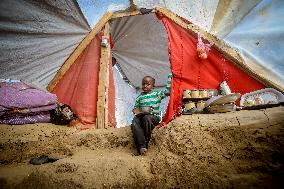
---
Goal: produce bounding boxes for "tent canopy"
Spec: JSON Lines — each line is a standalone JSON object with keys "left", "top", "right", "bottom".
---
{"left": 1, "top": 0, "right": 283, "bottom": 90}
{"left": 0, "top": 0, "right": 90, "bottom": 88}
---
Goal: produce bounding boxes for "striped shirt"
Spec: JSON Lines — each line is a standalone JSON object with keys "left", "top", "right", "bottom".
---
{"left": 134, "top": 73, "right": 172, "bottom": 115}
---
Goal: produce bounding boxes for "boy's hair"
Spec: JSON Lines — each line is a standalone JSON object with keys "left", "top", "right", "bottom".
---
{"left": 143, "top": 76, "right": 155, "bottom": 85}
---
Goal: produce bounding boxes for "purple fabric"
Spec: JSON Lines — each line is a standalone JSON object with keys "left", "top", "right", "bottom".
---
{"left": 0, "top": 111, "right": 50, "bottom": 125}
{"left": 0, "top": 81, "right": 57, "bottom": 125}
{"left": 23, "top": 104, "right": 57, "bottom": 113}
{"left": 0, "top": 104, "right": 57, "bottom": 116}
{"left": 0, "top": 106, "right": 6, "bottom": 112}
{"left": 0, "top": 82, "right": 57, "bottom": 109}
{"left": 0, "top": 106, "right": 7, "bottom": 116}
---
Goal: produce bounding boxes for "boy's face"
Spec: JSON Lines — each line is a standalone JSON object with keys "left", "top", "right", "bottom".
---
{"left": 142, "top": 77, "right": 154, "bottom": 93}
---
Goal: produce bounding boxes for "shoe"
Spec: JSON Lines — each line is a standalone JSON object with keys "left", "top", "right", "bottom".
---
{"left": 139, "top": 148, "right": 147, "bottom": 155}
{"left": 29, "top": 155, "right": 59, "bottom": 165}
{"left": 30, "top": 155, "right": 49, "bottom": 165}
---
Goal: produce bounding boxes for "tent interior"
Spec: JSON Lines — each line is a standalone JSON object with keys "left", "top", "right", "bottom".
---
{"left": 110, "top": 13, "right": 171, "bottom": 127}
{"left": 99, "top": 11, "right": 267, "bottom": 128}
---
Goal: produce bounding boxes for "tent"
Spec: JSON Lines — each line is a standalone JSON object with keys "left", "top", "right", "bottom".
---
{"left": 1, "top": 0, "right": 283, "bottom": 128}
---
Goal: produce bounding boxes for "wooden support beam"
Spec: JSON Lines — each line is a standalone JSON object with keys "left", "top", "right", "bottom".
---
{"left": 47, "top": 12, "right": 113, "bottom": 92}
{"left": 155, "top": 7, "right": 284, "bottom": 92}
{"left": 96, "top": 22, "right": 111, "bottom": 129}
{"left": 111, "top": 9, "right": 142, "bottom": 19}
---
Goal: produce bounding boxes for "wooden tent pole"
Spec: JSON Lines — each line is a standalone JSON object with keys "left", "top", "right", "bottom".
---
{"left": 111, "top": 9, "right": 141, "bottom": 19}
{"left": 47, "top": 12, "right": 113, "bottom": 92}
{"left": 96, "top": 22, "right": 110, "bottom": 129}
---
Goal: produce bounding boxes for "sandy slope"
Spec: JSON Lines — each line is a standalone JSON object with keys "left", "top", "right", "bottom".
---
{"left": 0, "top": 107, "right": 284, "bottom": 189}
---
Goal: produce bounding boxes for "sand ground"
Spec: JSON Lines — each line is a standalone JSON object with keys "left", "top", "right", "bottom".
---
{"left": 0, "top": 107, "right": 284, "bottom": 189}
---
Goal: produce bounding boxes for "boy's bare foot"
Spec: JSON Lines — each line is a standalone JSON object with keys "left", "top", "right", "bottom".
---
{"left": 139, "top": 148, "right": 147, "bottom": 156}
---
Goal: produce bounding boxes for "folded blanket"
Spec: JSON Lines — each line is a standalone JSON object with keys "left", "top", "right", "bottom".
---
{"left": 0, "top": 81, "right": 57, "bottom": 125}
{"left": 0, "top": 104, "right": 57, "bottom": 117}
{"left": 0, "top": 82, "right": 57, "bottom": 109}
{"left": 0, "top": 111, "right": 50, "bottom": 125}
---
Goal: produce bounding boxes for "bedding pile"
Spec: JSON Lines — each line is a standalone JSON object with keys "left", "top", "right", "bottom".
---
{"left": 0, "top": 80, "right": 57, "bottom": 125}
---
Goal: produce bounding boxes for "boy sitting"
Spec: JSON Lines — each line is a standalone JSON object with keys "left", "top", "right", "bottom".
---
{"left": 131, "top": 73, "right": 172, "bottom": 155}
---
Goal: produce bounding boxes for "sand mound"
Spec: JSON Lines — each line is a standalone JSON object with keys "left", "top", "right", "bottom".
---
{"left": 0, "top": 107, "right": 284, "bottom": 188}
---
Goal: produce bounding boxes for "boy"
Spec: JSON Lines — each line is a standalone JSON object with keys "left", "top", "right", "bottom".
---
{"left": 131, "top": 73, "right": 172, "bottom": 155}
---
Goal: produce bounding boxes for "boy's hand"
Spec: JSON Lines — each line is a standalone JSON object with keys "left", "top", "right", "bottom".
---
{"left": 133, "top": 107, "right": 142, "bottom": 115}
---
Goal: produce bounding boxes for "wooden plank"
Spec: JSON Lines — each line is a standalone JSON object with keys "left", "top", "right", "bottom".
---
{"left": 104, "top": 23, "right": 110, "bottom": 129}
{"left": 47, "top": 12, "right": 113, "bottom": 92}
{"left": 155, "top": 7, "right": 284, "bottom": 92}
{"left": 111, "top": 10, "right": 141, "bottom": 19}
{"left": 104, "top": 55, "right": 110, "bottom": 129}
{"left": 96, "top": 22, "right": 110, "bottom": 129}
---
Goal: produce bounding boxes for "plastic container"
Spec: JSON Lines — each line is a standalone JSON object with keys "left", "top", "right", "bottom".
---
{"left": 199, "top": 90, "right": 208, "bottom": 98}
{"left": 184, "top": 101, "right": 195, "bottom": 110}
{"left": 183, "top": 90, "right": 191, "bottom": 98}
{"left": 191, "top": 90, "right": 199, "bottom": 98}
{"left": 220, "top": 81, "right": 231, "bottom": 95}
{"left": 196, "top": 101, "right": 205, "bottom": 110}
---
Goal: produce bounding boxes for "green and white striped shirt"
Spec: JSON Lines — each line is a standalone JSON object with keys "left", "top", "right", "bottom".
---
{"left": 134, "top": 73, "right": 172, "bottom": 115}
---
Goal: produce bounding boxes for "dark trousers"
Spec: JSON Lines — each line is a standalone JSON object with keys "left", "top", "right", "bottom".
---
{"left": 131, "top": 114, "right": 160, "bottom": 153}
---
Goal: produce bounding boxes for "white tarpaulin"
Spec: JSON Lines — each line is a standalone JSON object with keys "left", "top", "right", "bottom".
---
{"left": 113, "top": 66, "right": 136, "bottom": 127}
{"left": 225, "top": 0, "right": 284, "bottom": 88}
{"left": 0, "top": 0, "right": 90, "bottom": 88}
{"left": 210, "top": 0, "right": 261, "bottom": 37}
{"left": 136, "top": 0, "right": 219, "bottom": 32}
